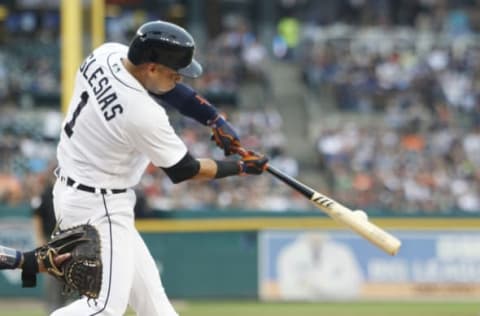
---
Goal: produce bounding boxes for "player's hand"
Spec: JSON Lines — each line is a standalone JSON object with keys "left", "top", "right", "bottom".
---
{"left": 239, "top": 151, "right": 269, "bottom": 175}
{"left": 37, "top": 253, "right": 71, "bottom": 273}
{"left": 209, "top": 115, "right": 241, "bottom": 156}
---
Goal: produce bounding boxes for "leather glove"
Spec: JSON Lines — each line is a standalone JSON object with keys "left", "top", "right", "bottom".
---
{"left": 239, "top": 151, "right": 269, "bottom": 175}
{"left": 37, "top": 224, "right": 102, "bottom": 300}
{"left": 209, "top": 115, "right": 241, "bottom": 156}
{"left": 0, "top": 224, "right": 101, "bottom": 300}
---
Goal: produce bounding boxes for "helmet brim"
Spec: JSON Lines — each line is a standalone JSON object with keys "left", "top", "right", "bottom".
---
{"left": 177, "top": 58, "right": 203, "bottom": 78}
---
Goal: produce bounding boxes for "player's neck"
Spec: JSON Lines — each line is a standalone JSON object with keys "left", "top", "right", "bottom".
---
{"left": 122, "top": 58, "right": 147, "bottom": 88}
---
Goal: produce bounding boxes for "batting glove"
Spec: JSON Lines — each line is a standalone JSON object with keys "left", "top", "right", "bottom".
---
{"left": 239, "top": 151, "right": 269, "bottom": 175}
{"left": 209, "top": 115, "right": 241, "bottom": 156}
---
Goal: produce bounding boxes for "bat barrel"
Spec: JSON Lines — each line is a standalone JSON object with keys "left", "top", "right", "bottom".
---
{"left": 268, "top": 165, "right": 402, "bottom": 255}
{"left": 310, "top": 191, "right": 402, "bottom": 255}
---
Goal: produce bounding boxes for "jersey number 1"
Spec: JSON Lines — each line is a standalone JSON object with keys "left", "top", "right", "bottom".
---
{"left": 64, "top": 91, "right": 89, "bottom": 138}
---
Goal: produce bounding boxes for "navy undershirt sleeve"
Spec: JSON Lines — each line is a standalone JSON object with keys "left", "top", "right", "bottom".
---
{"left": 151, "top": 83, "right": 218, "bottom": 126}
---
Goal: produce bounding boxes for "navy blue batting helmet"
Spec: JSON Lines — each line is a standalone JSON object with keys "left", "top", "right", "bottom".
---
{"left": 128, "top": 21, "right": 203, "bottom": 78}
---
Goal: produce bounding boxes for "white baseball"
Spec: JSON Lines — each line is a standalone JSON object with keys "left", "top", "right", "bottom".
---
{"left": 353, "top": 210, "right": 368, "bottom": 221}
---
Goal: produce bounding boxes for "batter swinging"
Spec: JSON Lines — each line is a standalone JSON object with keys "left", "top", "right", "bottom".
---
{"left": 52, "top": 20, "right": 268, "bottom": 315}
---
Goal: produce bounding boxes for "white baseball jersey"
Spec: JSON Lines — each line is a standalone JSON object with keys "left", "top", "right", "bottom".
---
{"left": 52, "top": 43, "right": 182, "bottom": 316}
{"left": 57, "top": 43, "right": 187, "bottom": 189}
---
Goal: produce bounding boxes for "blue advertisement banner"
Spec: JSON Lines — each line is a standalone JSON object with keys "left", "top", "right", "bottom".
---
{"left": 259, "top": 230, "right": 480, "bottom": 300}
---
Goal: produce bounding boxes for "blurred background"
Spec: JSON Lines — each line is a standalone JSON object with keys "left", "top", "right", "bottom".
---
{"left": 0, "top": 0, "right": 479, "bottom": 315}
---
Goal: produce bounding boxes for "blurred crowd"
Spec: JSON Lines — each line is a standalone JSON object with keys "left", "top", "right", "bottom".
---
{"left": 2, "top": 1, "right": 480, "bottom": 214}
{"left": 300, "top": 1, "right": 480, "bottom": 214}
{"left": 315, "top": 112, "right": 480, "bottom": 214}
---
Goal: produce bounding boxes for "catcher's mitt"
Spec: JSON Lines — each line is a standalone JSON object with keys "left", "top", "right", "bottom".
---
{"left": 36, "top": 224, "right": 102, "bottom": 300}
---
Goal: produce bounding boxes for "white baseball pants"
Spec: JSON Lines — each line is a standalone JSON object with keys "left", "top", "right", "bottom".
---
{"left": 50, "top": 178, "right": 178, "bottom": 316}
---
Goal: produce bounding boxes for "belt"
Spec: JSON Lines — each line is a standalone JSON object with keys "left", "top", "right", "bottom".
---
{"left": 55, "top": 168, "right": 127, "bottom": 195}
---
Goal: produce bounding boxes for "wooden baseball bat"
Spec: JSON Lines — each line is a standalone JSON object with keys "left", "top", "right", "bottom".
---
{"left": 238, "top": 148, "right": 401, "bottom": 255}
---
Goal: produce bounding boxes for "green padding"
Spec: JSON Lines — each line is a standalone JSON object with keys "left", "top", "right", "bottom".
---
{"left": 0, "top": 271, "right": 43, "bottom": 298}
{"left": 0, "top": 204, "right": 32, "bottom": 218}
{"left": 142, "top": 231, "right": 258, "bottom": 299}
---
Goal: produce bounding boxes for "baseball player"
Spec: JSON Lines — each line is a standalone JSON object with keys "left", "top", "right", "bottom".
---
{"left": 49, "top": 20, "right": 268, "bottom": 315}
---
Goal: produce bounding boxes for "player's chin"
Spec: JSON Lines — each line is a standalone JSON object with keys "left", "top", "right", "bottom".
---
{"left": 152, "top": 84, "right": 176, "bottom": 95}
{"left": 156, "top": 82, "right": 177, "bottom": 94}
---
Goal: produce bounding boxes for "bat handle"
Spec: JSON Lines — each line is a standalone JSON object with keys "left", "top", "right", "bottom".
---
{"left": 234, "top": 146, "right": 272, "bottom": 169}
{"left": 234, "top": 146, "right": 249, "bottom": 158}
{"left": 235, "top": 146, "right": 314, "bottom": 198}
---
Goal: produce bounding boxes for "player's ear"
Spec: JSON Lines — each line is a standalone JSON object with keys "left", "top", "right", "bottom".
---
{"left": 147, "top": 63, "right": 158, "bottom": 74}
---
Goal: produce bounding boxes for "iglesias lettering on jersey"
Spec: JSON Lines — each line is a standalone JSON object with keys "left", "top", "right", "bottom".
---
{"left": 79, "top": 53, "right": 123, "bottom": 121}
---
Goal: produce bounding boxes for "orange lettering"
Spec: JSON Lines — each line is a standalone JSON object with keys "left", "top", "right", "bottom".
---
{"left": 195, "top": 94, "right": 209, "bottom": 105}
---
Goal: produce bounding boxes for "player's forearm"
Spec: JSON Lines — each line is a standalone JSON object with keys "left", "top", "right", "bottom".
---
{"left": 194, "top": 157, "right": 268, "bottom": 180}
{"left": 0, "top": 246, "right": 39, "bottom": 287}
{"left": 192, "top": 159, "right": 241, "bottom": 180}
{"left": 162, "top": 154, "right": 240, "bottom": 183}
{"left": 152, "top": 83, "right": 218, "bottom": 125}
{"left": 0, "top": 246, "right": 24, "bottom": 270}
{"left": 191, "top": 158, "right": 218, "bottom": 180}
{"left": 170, "top": 158, "right": 245, "bottom": 181}
{"left": 0, "top": 244, "right": 72, "bottom": 289}
{"left": 0, "top": 245, "right": 71, "bottom": 272}
{"left": 162, "top": 152, "right": 268, "bottom": 183}
{"left": 0, "top": 246, "right": 52, "bottom": 273}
